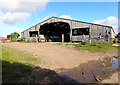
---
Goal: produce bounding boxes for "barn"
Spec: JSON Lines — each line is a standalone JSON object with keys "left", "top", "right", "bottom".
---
{"left": 21, "top": 17, "right": 115, "bottom": 42}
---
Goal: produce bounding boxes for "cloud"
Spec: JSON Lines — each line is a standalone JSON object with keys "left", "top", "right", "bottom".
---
{"left": 93, "top": 16, "right": 118, "bottom": 34}
{"left": 0, "top": 0, "right": 50, "bottom": 24}
{"left": 59, "top": 15, "right": 72, "bottom": 19}
{"left": 0, "top": 0, "right": 50, "bottom": 12}
{"left": 40, "top": 13, "right": 58, "bottom": 21}
{"left": 1, "top": 12, "right": 30, "bottom": 24}
{"left": 93, "top": 16, "right": 118, "bottom": 26}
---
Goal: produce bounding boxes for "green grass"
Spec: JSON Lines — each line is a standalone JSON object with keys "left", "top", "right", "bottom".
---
{"left": 7, "top": 39, "right": 36, "bottom": 43}
{"left": 2, "top": 46, "right": 41, "bottom": 65}
{"left": 10, "top": 40, "right": 16, "bottom": 42}
{"left": 18, "top": 41, "right": 36, "bottom": 43}
{"left": 1, "top": 46, "right": 42, "bottom": 83}
{"left": 55, "top": 41, "right": 114, "bottom": 52}
{"left": 65, "top": 42, "right": 71, "bottom": 45}
{"left": 55, "top": 43, "right": 63, "bottom": 45}
{"left": 72, "top": 42, "right": 113, "bottom": 52}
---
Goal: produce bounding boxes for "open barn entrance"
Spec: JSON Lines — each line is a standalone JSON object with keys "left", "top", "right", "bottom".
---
{"left": 39, "top": 22, "right": 70, "bottom": 42}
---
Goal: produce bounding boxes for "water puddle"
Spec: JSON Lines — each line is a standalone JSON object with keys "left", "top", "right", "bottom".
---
{"left": 58, "top": 57, "right": 119, "bottom": 83}
{"left": 101, "top": 58, "right": 120, "bottom": 70}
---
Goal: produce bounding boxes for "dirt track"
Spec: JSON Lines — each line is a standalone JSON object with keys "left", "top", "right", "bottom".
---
{"left": 3, "top": 42, "right": 117, "bottom": 69}
{"left": 3, "top": 42, "right": 119, "bottom": 83}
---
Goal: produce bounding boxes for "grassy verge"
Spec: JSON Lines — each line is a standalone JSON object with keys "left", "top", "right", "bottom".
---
{"left": 1, "top": 46, "right": 42, "bottom": 83}
{"left": 73, "top": 42, "right": 113, "bottom": 52}
{"left": 2, "top": 46, "right": 41, "bottom": 65}
{"left": 56, "top": 41, "right": 114, "bottom": 52}
{"left": 6, "top": 40, "right": 36, "bottom": 43}
{"left": 18, "top": 41, "right": 36, "bottom": 43}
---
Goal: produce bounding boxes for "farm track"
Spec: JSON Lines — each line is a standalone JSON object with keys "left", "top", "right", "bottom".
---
{"left": 3, "top": 42, "right": 119, "bottom": 83}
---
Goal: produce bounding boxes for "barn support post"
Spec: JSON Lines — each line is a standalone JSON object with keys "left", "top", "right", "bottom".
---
{"left": 70, "top": 21, "right": 72, "bottom": 42}
{"left": 36, "top": 35, "right": 38, "bottom": 42}
{"left": 25, "top": 37, "right": 28, "bottom": 41}
{"left": 89, "top": 35, "right": 91, "bottom": 43}
{"left": 82, "top": 34, "right": 85, "bottom": 42}
{"left": 27, "top": 31, "right": 29, "bottom": 41}
{"left": 38, "top": 26, "right": 40, "bottom": 42}
{"left": 108, "top": 33, "right": 111, "bottom": 42}
{"left": 62, "top": 34, "right": 64, "bottom": 43}
{"left": 70, "top": 28, "right": 72, "bottom": 42}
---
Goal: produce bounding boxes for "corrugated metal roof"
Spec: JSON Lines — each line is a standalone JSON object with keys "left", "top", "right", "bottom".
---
{"left": 21, "top": 17, "right": 114, "bottom": 33}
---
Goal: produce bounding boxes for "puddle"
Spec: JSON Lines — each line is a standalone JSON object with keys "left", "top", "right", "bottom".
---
{"left": 101, "top": 58, "right": 120, "bottom": 70}
{"left": 57, "top": 57, "right": 119, "bottom": 83}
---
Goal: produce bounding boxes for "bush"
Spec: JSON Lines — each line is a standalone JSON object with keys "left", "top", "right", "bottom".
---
{"left": 113, "top": 38, "right": 118, "bottom": 44}
{"left": 90, "top": 41, "right": 98, "bottom": 46}
{"left": 82, "top": 41, "right": 88, "bottom": 45}
{"left": 17, "top": 39, "right": 24, "bottom": 42}
{"left": 75, "top": 43, "right": 82, "bottom": 47}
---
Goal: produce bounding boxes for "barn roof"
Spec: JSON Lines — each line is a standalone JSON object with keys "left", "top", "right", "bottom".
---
{"left": 22, "top": 17, "right": 115, "bottom": 33}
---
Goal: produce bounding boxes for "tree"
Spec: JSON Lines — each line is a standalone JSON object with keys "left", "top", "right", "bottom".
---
{"left": 10, "top": 33, "right": 16, "bottom": 40}
{"left": 12, "top": 32, "right": 20, "bottom": 42}
{"left": 7, "top": 35, "right": 11, "bottom": 39}
{"left": 7, "top": 32, "right": 20, "bottom": 41}
{"left": 13, "top": 32, "right": 20, "bottom": 38}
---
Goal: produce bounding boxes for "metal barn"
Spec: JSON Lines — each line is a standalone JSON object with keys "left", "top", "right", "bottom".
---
{"left": 21, "top": 17, "right": 115, "bottom": 42}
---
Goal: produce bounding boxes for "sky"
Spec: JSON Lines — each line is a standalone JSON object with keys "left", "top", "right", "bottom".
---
{"left": 0, "top": 0, "right": 118, "bottom": 38}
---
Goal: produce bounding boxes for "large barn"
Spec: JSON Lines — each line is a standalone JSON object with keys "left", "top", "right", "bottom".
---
{"left": 21, "top": 17, "right": 115, "bottom": 42}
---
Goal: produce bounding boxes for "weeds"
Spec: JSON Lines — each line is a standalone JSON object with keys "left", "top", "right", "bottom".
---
{"left": 56, "top": 43, "right": 63, "bottom": 45}
{"left": 65, "top": 42, "right": 71, "bottom": 45}
{"left": 113, "top": 38, "right": 119, "bottom": 44}
{"left": 72, "top": 41, "right": 113, "bottom": 52}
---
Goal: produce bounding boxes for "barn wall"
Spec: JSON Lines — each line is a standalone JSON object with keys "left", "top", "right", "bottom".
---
{"left": 111, "top": 29, "right": 115, "bottom": 39}
{"left": 21, "top": 17, "right": 114, "bottom": 42}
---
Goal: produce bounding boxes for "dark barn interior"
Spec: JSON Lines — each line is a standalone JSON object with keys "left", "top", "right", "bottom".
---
{"left": 40, "top": 22, "right": 70, "bottom": 42}
{"left": 29, "top": 31, "right": 38, "bottom": 37}
{"left": 72, "top": 28, "right": 89, "bottom": 36}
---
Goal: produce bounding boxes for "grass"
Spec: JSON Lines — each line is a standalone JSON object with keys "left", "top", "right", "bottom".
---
{"left": 1, "top": 46, "right": 42, "bottom": 83}
{"left": 6, "top": 39, "right": 36, "bottom": 43}
{"left": 73, "top": 42, "right": 113, "bottom": 52}
{"left": 65, "top": 42, "right": 71, "bottom": 45}
{"left": 55, "top": 41, "right": 114, "bottom": 52}
{"left": 55, "top": 43, "right": 63, "bottom": 45}
{"left": 55, "top": 41, "right": 113, "bottom": 52}
{"left": 2, "top": 46, "right": 41, "bottom": 65}
{"left": 18, "top": 41, "right": 36, "bottom": 43}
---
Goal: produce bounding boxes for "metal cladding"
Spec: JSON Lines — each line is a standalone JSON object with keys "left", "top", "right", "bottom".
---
{"left": 21, "top": 17, "right": 115, "bottom": 42}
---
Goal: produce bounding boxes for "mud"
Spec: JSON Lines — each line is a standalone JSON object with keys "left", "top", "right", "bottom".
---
{"left": 55, "top": 57, "right": 120, "bottom": 83}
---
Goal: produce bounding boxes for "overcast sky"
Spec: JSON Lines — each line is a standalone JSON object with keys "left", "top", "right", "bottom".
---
{"left": 0, "top": 0, "right": 118, "bottom": 37}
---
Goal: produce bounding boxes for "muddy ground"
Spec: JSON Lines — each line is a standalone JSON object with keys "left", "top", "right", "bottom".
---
{"left": 3, "top": 42, "right": 119, "bottom": 83}
{"left": 56, "top": 57, "right": 119, "bottom": 83}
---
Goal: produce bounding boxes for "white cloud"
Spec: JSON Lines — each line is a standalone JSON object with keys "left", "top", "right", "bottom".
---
{"left": 59, "top": 15, "right": 72, "bottom": 19}
{"left": 0, "top": 0, "right": 50, "bottom": 12}
{"left": 93, "top": 16, "right": 118, "bottom": 26}
{"left": 0, "top": 0, "right": 50, "bottom": 24}
{"left": 93, "top": 16, "right": 118, "bottom": 34}
{"left": 40, "top": 13, "right": 58, "bottom": 21}
{"left": 1, "top": 12, "right": 30, "bottom": 24}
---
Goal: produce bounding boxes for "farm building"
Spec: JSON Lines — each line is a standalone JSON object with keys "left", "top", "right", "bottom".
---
{"left": 21, "top": 17, "right": 115, "bottom": 42}
{"left": 0, "top": 36, "right": 4, "bottom": 40}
